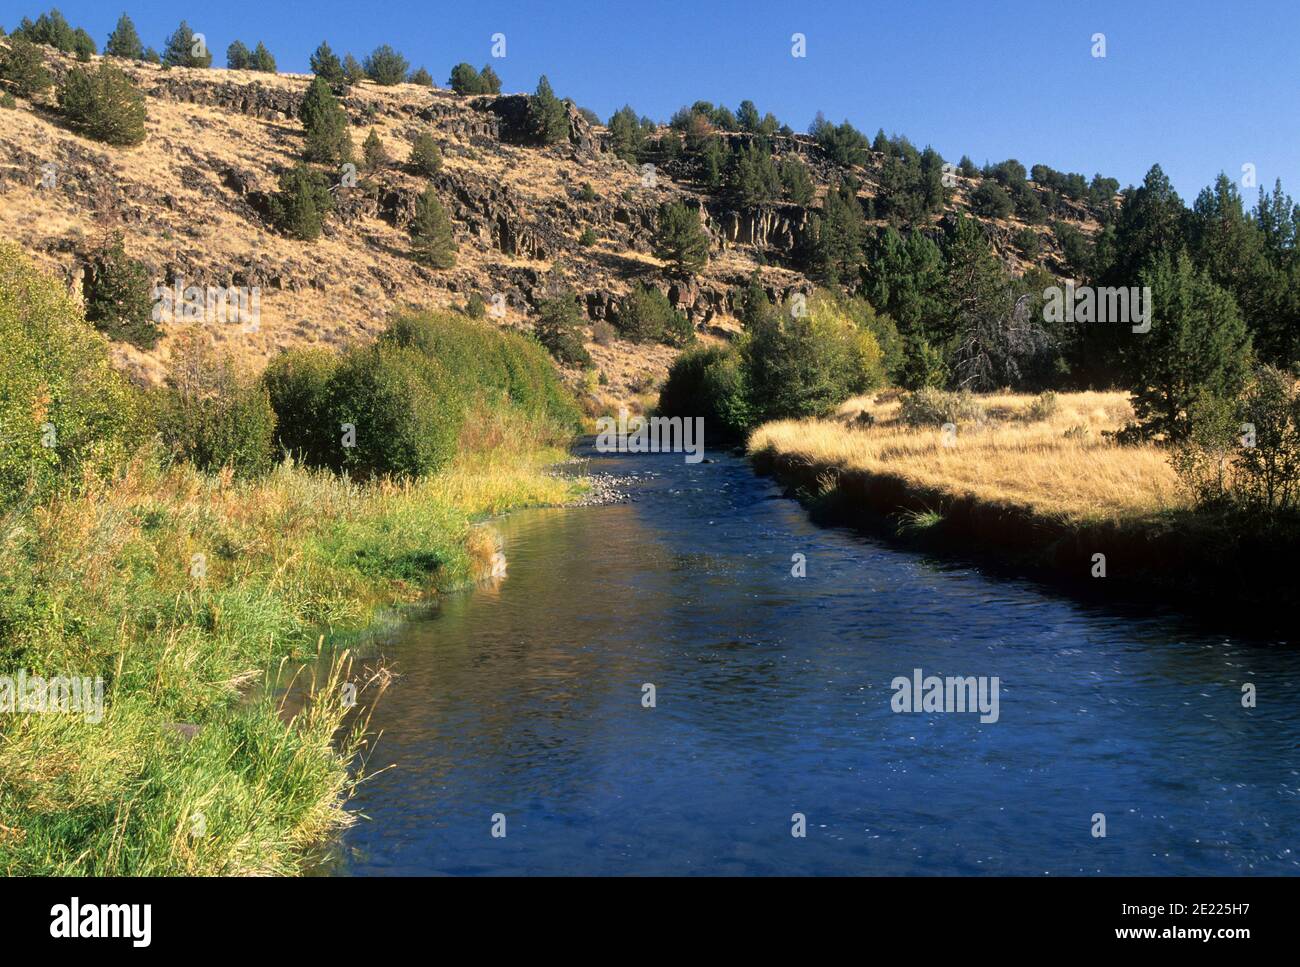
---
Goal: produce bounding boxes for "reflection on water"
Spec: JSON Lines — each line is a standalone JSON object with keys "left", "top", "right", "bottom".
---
{"left": 332, "top": 442, "right": 1299, "bottom": 875}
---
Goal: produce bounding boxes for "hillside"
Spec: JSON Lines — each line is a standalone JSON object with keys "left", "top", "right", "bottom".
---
{"left": 0, "top": 41, "right": 1103, "bottom": 406}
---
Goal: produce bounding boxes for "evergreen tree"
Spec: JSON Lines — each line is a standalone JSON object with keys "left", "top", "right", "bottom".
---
{"left": 0, "top": 35, "right": 51, "bottom": 97}
{"left": 298, "top": 75, "right": 352, "bottom": 164}
{"left": 528, "top": 74, "right": 569, "bottom": 144}
{"left": 727, "top": 142, "right": 781, "bottom": 206}
{"left": 71, "top": 27, "right": 95, "bottom": 61}
{"left": 780, "top": 156, "right": 815, "bottom": 204}
{"left": 653, "top": 200, "right": 710, "bottom": 274}
{"left": 82, "top": 232, "right": 158, "bottom": 348}
{"left": 1124, "top": 252, "right": 1252, "bottom": 442}
{"left": 142, "top": 47, "right": 160, "bottom": 65}
{"left": 362, "top": 128, "right": 387, "bottom": 170}
{"left": 18, "top": 9, "right": 76, "bottom": 51}
{"left": 364, "top": 44, "right": 408, "bottom": 85}
{"left": 447, "top": 62, "right": 482, "bottom": 93}
{"left": 310, "top": 41, "right": 344, "bottom": 85}
{"left": 226, "top": 40, "right": 251, "bottom": 70}
{"left": 409, "top": 66, "right": 433, "bottom": 86}
{"left": 479, "top": 64, "right": 502, "bottom": 94}
{"left": 534, "top": 293, "right": 591, "bottom": 366}
{"left": 162, "top": 20, "right": 212, "bottom": 68}
{"left": 807, "top": 182, "right": 865, "bottom": 286}
{"left": 268, "top": 163, "right": 334, "bottom": 240}
{"left": 342, "top": 53, "right": 364, "bottom": 85}
{"left": 250, "top": 41, "right": 276, "bottom": 73}
{"left": 736, "top": 99, "right": 761, "bottom": 133}
{"left": 1104, "top": 163, "right": 1187, "bottom": 284}
{"left": 607, "top": 105, "right": 644, "bottom": 162}
{"left": 409, "top": 185, "right": 456, "bottom": 268}
{"left": 58, "top": 62, "right": 147, "bottom": 146}
{"left": 407, "top": 131, "right": 442, "bottom": 175}
{"left": 105, "top": 14, "right": 144, "bottom": 60}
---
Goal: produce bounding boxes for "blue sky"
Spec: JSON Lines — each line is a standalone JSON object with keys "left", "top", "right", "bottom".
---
{"left": 7, "top": 0, "right": 1297, "bottom": 202}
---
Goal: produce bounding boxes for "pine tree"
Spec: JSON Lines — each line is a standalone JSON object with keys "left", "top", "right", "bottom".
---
{"left": 1124, "top": 252, "right": 1252, "bottom": 442}
{"left": 409, "top": 185, "right": 456, "bottom": 268}
{"left": 528, "top": 75, "right": 568, "bottom": 144}
{"left": 479, "top": 64, "right": 502, "bottom": 94}
{"left": 727, "top": 142, "right": 781, "bottom": 206}
{"left": 105, "top": 14, "right": 144, "bottom": 60}
{"left": 534, "top": 293, "right": 591, "bottom": 365}
{"left": 58, "top": 62, "right": 147, "bottom": 146}
{"left": 310, "top": 42, "right": 344, "bottom": 85}
{"left": 299, "top": 75, "right": 352, "bottom": 164}
{"left": 780, "top": 156, "right": 815, "bottom": 205}
{"left": 653, "top": 200, "right": 710, "bottom": 274}
{"left": 736, "top": 99, "right": 761, "bottom": 133}
{"left": 162, "top": 21, "right": 211, "bottom": 68}
{"left": 607, "top": 105, "right": 643, "bottom": 162}
{"left": 71, "top": 27, "right": 95, "bottom": 61}
{"left": 226, "top": 40, "right": 251, "bottom": 70}
{"left": 807, "top": 182, "right": 865, "bottom": 286}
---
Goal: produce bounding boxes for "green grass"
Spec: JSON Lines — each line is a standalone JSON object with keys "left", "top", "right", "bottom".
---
{"left": 0, "top": 444, "right": 583, "bottom": 875}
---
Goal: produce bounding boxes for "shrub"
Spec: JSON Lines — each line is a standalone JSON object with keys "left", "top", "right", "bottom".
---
{"left": 309, "top": 41, "right": 344, "bottom": 84}
{"left": 658, "top": 346, "right": 752, "bottom": 439}
{"left": 364, "top": 45, "right": 409, "bottom": 86}
{"left": 615, "top": 285, "right": 692, "bottom": 345}
{"left": 0, "top": 243, "right": 144, "bottom": 509}
{"left": 154, "top": 331, "right": 276, "bottom": 478}
{"left": 0, "top": 35, "right": 51, "bottom": 98}
{"left": 464, "top": 293, "right": 486, "bottom": 318}
{"left": 262, "top": 347, "right": 339, "bottom": 466}
{"left": 409, "top": 186, "right": 456, "bottom": 268}
{"left": 58, "top": 62, "right": 148, "bottom": 146}
{"left": 578, "top": 226, "right": 597, "bottom": 247}
{"left": 0, "top": 93, "right": 15, "bottom": 109}
{"left": 534, "top": 294, "right": 591, "bottom": 366}
{"left": 268, "top": 164, "right": 334, "bottom": 240}
{"left": 653, "top": 200, "right": 710, "bottom": 274}
{"left": 898, "top": 387, "right": 986, "bottom": 427}
{"left": 1025, "top": 390, "right": 1059, "bottom": 422}
{"left": 81, "top": 233, "right": 158, "bottom": 348}
{"left": 591, "top": 320, "right": 615, "bottom": 346}
{"left": 578, "top": 182, "right": 596, "bottom": 202}
{"left": 407, "top": 131, "right": 442, "bottom": 175}
{"left": 299, "top": 75, "right": 352, "bottom": 164}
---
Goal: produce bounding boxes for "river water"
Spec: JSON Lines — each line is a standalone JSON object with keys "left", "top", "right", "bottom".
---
{"left": 332, "top": 441, "right": 1299, "bottom": 875}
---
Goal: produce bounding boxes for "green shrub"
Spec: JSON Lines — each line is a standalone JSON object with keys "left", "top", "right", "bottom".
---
{"left": 658, "top": 346, "right": 752, "bottom": 439}
{"left": 82, "top": 233, "right": 158, "bottom": 348}
{"left": 1025, "top": 390, "right": 1059, "bottom": 422}
{"left": 154, "top": 332, "right": 276, "bottom": 478}
{"left": 58, "top": 62, "right": 147, "bottom": 146}
{"left": 0, "top": 93, "right": 16, "bottom": 109}
{"left": 898, "top": 387, "right": 986, "bottom": 427}
{"left": 262, "top": 348, "right": 339, "bottom": 466}
{"left": 578, "top": 226, "right": 597, "bottom": 247}
{"left": 268, "top": 164, "right": 334, "bottom": 240}
{"left": 0, "top": 35, "right": 51, "bottom": 98}
{"left": 533, "top": 294, "right": 591, "bottom": 366}
{"left": 464, "top": 293, "right": 486, "bottom": 318}
{"left": 0, "top": 243, "right": 144, "bottom": 509}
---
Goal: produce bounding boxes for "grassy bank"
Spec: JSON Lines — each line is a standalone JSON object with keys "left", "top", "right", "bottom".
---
{"left": 748, "top": 391, "right": 1295, "bottom": 629}
{"left": 0, "top": 443, "right": 581, "bottom": 874}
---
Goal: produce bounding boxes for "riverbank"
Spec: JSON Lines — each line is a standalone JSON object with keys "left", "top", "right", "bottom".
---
{"left": 748, "top": 391, "right": 1296, "bottom": 635}
{"left": 0, "top": 444, "right": 585, "bottom": 875}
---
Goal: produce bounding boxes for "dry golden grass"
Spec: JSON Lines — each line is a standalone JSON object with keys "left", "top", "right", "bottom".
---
{"left": 749, "top": 390, "right": 1184, "bottom": 524}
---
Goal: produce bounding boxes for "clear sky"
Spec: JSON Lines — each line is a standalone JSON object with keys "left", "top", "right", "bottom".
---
{"left": 8, "top": 0, "right": 1297, "bottom": 203}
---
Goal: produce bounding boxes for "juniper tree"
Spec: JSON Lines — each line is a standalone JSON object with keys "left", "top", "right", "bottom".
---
{"left": 409, "top": 186, "right": 456, "bottom": 268}
{"left": 780, "top": 156, "right": 815, "bottom": 205}
{"left": 250, "top": 42, "right": 276, "bottom": 73}
{"left": 534, "top": 293, "right": 591, "bottom": 366}
{"left": 226, "top": 40, "right": 251, "bottom": 70}
{"left": 727, "top": 142, "right": 781, "bottom": 206}
{"left": 310, "top": 41, "right": 344, "bottom": 84}
{"left": 71, "top": 27, "right": 95, "bottom": 61}
{"left": 607, "top": 105, "right": 644, "bottom": 162}
{"left": 807, "top": 182, "right": 865, "bottom": 286}
{"left": 82, "top": 232, "right": 158, "bottom": 348}
{"left": 407, "top": 131, "right": 442, "bottom": 175}
{"left": 105, "top": 14, "right": 144, "bottom": 60}
{"left": 479, "top": 64, "right": 502, "bottom": 94}
{"left": 653, "top": 200, "right": 710, "bottom": 274}
{"left": 299, "top": 75, "right": 352, "bottom": 164}
{"left": 409, "top": 66, "right": 433, "bottom": 86}
{"left": 268, "top": 163, "right": 334, "bottom": 240}
{"left": 362, "top": 128, "right": 387, "bottom": 170}
{"left": 448, "top": 62, "right": 482, "bottom": 93}
{"left": 58, "top": 62, "right": 147, "bottom": 146}
{"left": 364, "top": 45, "right": 408, "bottom": 86}
{"left": 0, "top": 35, "right": 51, "bottom": 97}
{"left": 529, "top": 75, "right": 568, "bottom": 144}
{"left": 162, "top": 21, "right": 211, "bottom": 68}
{"left": 342, "top": 53, "right": 364, "bottom": 85}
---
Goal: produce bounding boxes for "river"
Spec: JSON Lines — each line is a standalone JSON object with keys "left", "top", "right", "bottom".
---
{"left": 329, "top": 440, "right": 1299, "bottom": 875}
